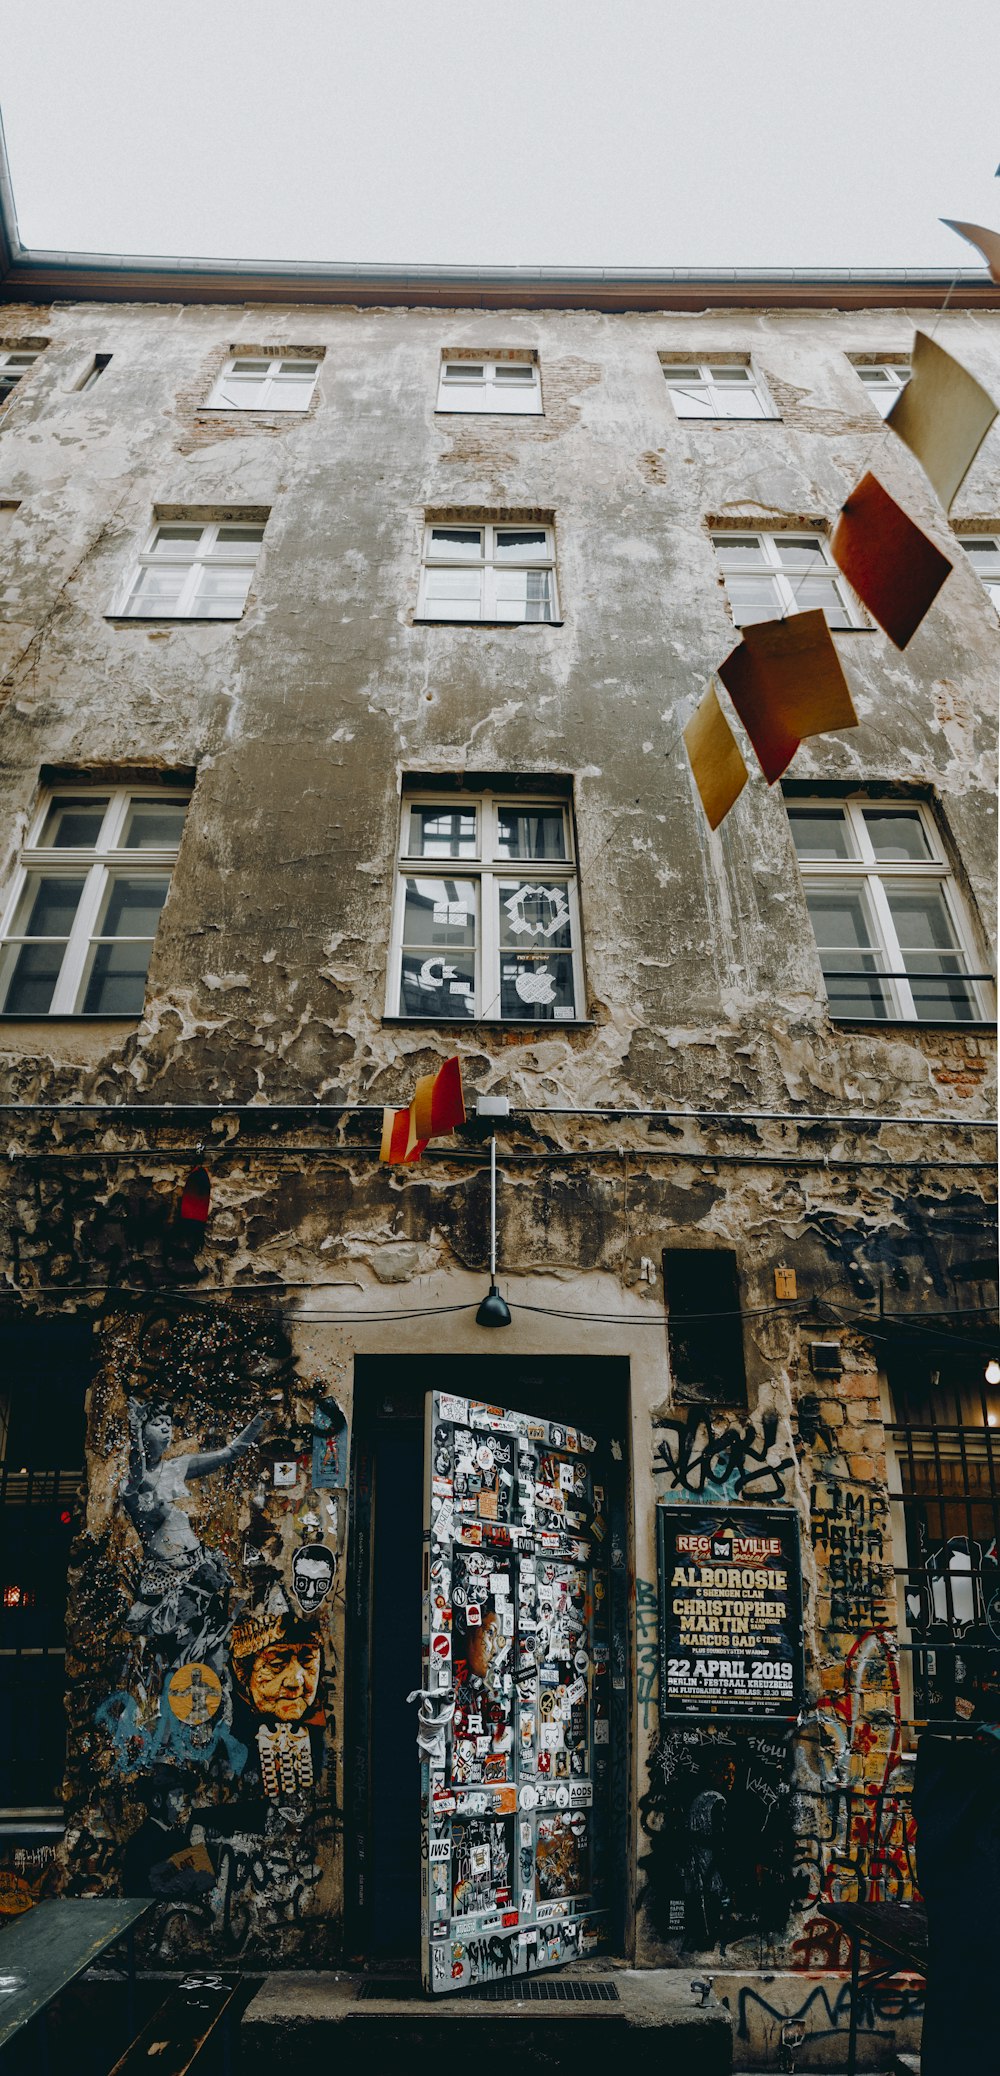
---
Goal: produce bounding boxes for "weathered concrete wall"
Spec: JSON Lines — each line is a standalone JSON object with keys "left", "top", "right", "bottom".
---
{"left": 0, "top": 296, "right": 995, "bottom": 2049}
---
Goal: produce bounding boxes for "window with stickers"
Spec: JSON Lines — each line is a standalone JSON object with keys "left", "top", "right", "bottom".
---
{"left": 388, "top": 789, "right": 584, "bottom": 1022}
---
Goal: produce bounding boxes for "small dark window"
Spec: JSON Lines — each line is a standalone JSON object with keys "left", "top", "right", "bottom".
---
{"left": 662, "top": 1248, "right": 748, "bottom": 1406}
{"left": 78, "top": 353, "right": 112, "bottom": 392}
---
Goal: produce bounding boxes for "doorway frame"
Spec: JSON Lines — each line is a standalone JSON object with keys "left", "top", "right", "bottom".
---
{"left": 344, "top": 1350, "right": 635, "bottom": 1967}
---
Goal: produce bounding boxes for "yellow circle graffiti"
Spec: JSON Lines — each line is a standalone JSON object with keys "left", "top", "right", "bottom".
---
{"left": 166, "top": 1661, "right": 223, "bottom": 1726}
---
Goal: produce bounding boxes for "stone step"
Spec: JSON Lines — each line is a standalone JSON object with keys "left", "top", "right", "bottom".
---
{"left": 242, "top": 1964, "right": 734, "bottom": 2075}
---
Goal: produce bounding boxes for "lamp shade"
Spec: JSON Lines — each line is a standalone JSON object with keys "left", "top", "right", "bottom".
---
{"left": 476, "top": 1282, "right": 511, "bottom": 1329}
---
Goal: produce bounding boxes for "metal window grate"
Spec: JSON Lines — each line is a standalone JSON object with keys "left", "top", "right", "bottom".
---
{"left": 356, "top": 1976, "right": 621, "bottom": 2003}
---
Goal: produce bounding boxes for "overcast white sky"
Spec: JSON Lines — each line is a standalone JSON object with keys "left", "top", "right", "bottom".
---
{"left": 5, "top": 1, "right": 1000, "bottom": 270}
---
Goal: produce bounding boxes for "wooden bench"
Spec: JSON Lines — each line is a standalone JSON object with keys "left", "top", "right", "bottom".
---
{"left": 106, "top": 1973, "right": 239, "bottom": 2076}
{"left": 0, "top": 1895, "right": 152, "bottom": 2070}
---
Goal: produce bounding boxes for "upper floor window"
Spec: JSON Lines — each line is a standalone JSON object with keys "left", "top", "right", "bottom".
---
{"left": 113, "top": 517, "right": 267, "bottom": 619}
{"left": 0, "top": 788, "right": 189, "bottom": 1017}
{"left": 851, "top": 360, "right": 910, "bottom": 418}
{"left": 0, "top": 350, "right": 40, "bottom": 406}
{"left": 711, "top": 530, "right": 862, "bottom": 629}
{"left": 958, "top": 535, "right": 1000, "bottom": 613}
{"left": 388, "top": 790, "right": 582, "bottom": 1022}
{"left": 418, "top": 521, "right": 558, "bottom": 623}
{"left": 77, "top": 354, "right": 112, "bottom": 392}
{"left": 787, "top": 795, "right": 992, "bottom": 1024}
{"left": 206, "top": 355, "right": 321, "bottom": 411}
{"left": 436, "top": 356, "right": 542, "bottom": 415}
{"left": 662, "top": 359, "right": 775, "bottom": 421}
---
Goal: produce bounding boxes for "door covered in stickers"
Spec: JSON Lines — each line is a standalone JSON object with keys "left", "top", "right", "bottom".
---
{"left": 420, "top": 1389, "right": 616, "bottom": 1994}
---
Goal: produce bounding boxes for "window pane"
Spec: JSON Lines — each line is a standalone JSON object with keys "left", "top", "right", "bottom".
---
{"left": 806, "top": 886, "right": 890, "bottom": 1018}
{"left": 217, "top": 379, "right": 268, "bottom": 407}
{"left": 787, "top": 573, "right": 854, "bottom": 627}
{"left": 82, "top": 939, "right": 156, "bottom": 1016}
{"left": 726, "top": 572, "right": 782, "bottom": 625}
{"left": 714, "top": 387, "right": 768, "bottom": 419}
{"left": 494, "top": 531, "right": 549, "bottom": 560}
{"left": 191, "top": 568, "right": 253, "bottom": 615}
{"left": 279, "top": 361, "right": 318, "bottom": 375}
{"left": 443, "top": 365, "right": 484, "bottom": 380}
{"left": 269, "top": 376, "right": 316, "bottom": 408}
{"left": 423, "top": 567, "right": 483, "bottom": 616}
{"left": 500, "top": 952, "right": 576, "bottom": 1020}
{"left": 215, "top": 525, "right": 266, "bottom": 547}
{"left": 409, "top": 809, "right": 477, "bottom": 858}
{"left": 714, "top": 537, "right": 768, "bottom": 567}
{"left": 666, "top": 375, "right": 713, "bottom": 418}
{"left": 788, "top": 808, "right": 854, "bottom": 860}
{"left": 125, "top": 566, "right": 188, "bottom": 614}
{"left": 402, "top": 877, "right": 477, "bottom": 948}
{"left": 428, "top": 529, "right": 483, "bottom": 559}
{"left": 38, "top": 798, "right": 110, "bottom": 849}
{"left": 961, "top": 539, "right": 1000, "bottom": 574}
{"left": 494, "top": 570, "right": 553, "bottom": 622}
{"left": 496, "top": 809, "right": 565, "bottom": 860}
{"left": 2, "top": 941, "right": 67, "bottom": 1015}
{"left": 863, "top": 809, "right": 932, "bottom": 862}
{"left": 399, "top": 948, "right": 476, "bottom": 1017}
{"left": 778, "top": 538, "right": 828, "bottom": 567}
{"left": 121, "top": 802, "right": 188, "bottom": 850}
{"left": 885, "top": 886, "right": 976, "bottom": 1021}
{"left": 498, "top": 881, "right": 573, "bottom": 949}
{"left": 96, "top": 874, "right": 170, "bottom": 941}
{"left": 14, "top": 875, "right": 87, "bottom": 938}
{"left": 151, "top": 526, "right": 203, "bottom": 552}
{"left": 494, "top": 365, "right": 535, "bottom": 382}
{"left": 230, "top": 360, "right": 272, "bottom": 374}
{"left": 712, "top": 367, "right": 752, "bottom": 383}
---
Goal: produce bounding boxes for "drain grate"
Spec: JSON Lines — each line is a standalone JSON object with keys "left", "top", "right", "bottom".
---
{"left": 356, "top": 1976, "right": 620, "bottom": 2004}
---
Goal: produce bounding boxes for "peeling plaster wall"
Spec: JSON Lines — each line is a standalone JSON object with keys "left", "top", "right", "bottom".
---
{"left": 0, "top": 297, "right": 996, "bottom": 2029}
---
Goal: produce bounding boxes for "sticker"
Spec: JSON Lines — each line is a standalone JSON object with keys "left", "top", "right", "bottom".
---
{"left": 429, "top": 1840, "right": 451, "bottom": 1863}
{"left": 518, "top": 1783, "right": 539, "bottom": 1810}
{"left": 431, "top": 1634, "right": 451, "bottom": 1661}
{"left": 466, "top": 1604, "right": 482, "bottom": 1626}
{"left": 273, "top": 1460, "right": 298, "bottom": 1487}
{"left": 554, "top": 1785, "right": 570, "bottom": 1808}
{"left": 439, "top": 1394, "right": 470, "bottom": 1424}
{"left": 166, "top": 1661, "right": 222, "bottom": 1724}
{"left": 291, "top": 1542, "right": 336, "bottom": 1613}
{"left": 594, "top": 1719, "right": 610, "bottom": 1744}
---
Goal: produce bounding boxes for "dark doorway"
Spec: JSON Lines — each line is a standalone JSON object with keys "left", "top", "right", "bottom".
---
{"left": 345, "top": 1355, "right": 630, "bottom": 1967}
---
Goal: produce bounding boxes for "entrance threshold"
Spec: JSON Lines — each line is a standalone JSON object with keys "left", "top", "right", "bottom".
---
{"left": 242, "top": 1962, "right": 734, "bottom": 2074}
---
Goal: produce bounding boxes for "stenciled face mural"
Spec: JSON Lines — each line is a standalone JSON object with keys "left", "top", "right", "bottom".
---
{"left": 64, "top": 1303, "right": 348, "bottom": 1964}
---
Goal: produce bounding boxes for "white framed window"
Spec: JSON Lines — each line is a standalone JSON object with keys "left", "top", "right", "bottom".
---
{"left": 850, "top": 361, "right": 911, "bottom": 418}
{"left": 0, "top": 350, "right": 41, "bottom": 406}
{"left": 206, "top": 355, "right": 321, "bottom": 411}
{"left": 958, "top": 535, "right": 1000, "bottom": 613}
{"left": 786, "top": 795, "right": 993, "bottom": 1024}
{"left": 388, "top": 791, "right": 583, "bottom": 1023}
{"left": 113, "top": 517, "right": 267, "bottom": 619}
{"left": 662, "top": 359, "right": 775, "bottom": 420}
{"left": 0, "top": 789, "right": 189, "bottom": 1018}
{"left": 417, "top": 521, "right": 558, "bottom": 623}
{"left": 436, "top": 357, "right": 542, "bottom": 415}
{"left": 711, "top": 530, "right": 863, "bottom": 629}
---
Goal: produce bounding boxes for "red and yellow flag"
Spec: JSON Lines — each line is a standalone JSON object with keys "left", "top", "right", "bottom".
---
{"left": 380, "top": 1055, "right": 466, "bottom": 1164}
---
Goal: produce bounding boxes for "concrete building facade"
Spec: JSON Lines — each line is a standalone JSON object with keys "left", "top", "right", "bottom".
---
{"left": 0, "top": 217, "right": 997, "bottom": 2067}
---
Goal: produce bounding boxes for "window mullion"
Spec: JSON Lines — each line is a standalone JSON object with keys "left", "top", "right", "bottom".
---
{"left": 480, "top": 869, "right": 496, "bottom": 1019}
{"left": 387, "top": 865, "right": 407, "bottom": 1016}
{"left": 102, "top": 790, "right": 130, "bottom": 849}
{"left": 52, "top": 865, "right": 104, "bottom": 1013}
{"left": 867, "top": 871, "right": 916, "bottom": 1019}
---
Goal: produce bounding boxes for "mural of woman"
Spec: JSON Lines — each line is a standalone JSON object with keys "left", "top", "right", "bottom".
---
{"left": 124, "top": 1402, "right": 266, "bottom": 1568}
